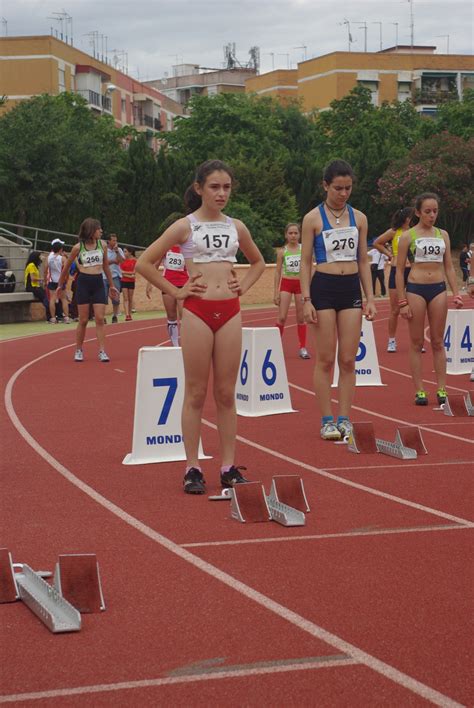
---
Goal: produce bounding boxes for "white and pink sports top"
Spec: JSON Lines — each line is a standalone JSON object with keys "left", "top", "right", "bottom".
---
{"left": 181, "top": 214, "right": 239, "bottom": 263}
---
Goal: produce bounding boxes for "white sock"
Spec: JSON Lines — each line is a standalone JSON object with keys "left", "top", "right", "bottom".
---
{"left": 167, "top": 321, "right": 179, "bottom": 346}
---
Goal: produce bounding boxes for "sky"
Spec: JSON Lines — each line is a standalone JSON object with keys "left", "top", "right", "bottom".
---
{"left": 1, "top": 0, "right": 473, "bottom": 80}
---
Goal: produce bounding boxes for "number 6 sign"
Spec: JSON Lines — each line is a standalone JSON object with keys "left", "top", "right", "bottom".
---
{"left": 236, "top": 328, "right": 295, "bottom": 417}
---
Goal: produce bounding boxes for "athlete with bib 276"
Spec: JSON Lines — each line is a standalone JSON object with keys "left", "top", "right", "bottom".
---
{"left": 300, "top": 159, "right": 376, "bottom": 442}
{"left": 136, "top": 160, "right": 265, "bottom": 495}
{"left": 396, "top": 192, "right": 463, "bottom": 407}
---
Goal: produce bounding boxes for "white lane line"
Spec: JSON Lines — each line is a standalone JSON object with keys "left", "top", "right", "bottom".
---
{"left": 182, "top": 523, "right": 473, "bottom": 548}
{"left": 0, "top": 657, "right": 358, "bottom": 704}
{"left": 4, "top": 352, "right": 465, "bottom": 708}
{"left": 379, "top": 364, "right": 471, "bottom": 394}
{"left": 201, "top": 421, "right": 472, "bottom": 526}
{"left": 114, "top": 369, "right": 126, "bottom": 373}
{"left": 289, "top": 382, "right": 474, "bottom": 445}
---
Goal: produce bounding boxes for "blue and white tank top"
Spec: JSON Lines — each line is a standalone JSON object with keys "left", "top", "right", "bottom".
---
{"left": 313, "top": 204, "right": 359, "bottom": 264}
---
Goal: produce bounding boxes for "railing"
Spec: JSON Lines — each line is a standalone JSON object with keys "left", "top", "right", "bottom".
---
{"left": 102, "top": 94, "right": 112, "bottom": 112}
{"left": 412, "top": 88, "right": 458, "bottom": 105}
{"left": 76, "top": 89, "right": 101, "bottom": 108}
{"left": 0, "top": 221, "right": 140, "bottom": 254}
{"left": 0, "top": 230, "right": 34, "bottom": 294}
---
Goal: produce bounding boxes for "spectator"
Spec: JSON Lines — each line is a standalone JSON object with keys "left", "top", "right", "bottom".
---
{"left": 46, "top": 240, "right": 70, "bottom": 323}
{"left": 103, "top": 234, "right": 124, "bottom": 323}
{"left": 120, "top": 247, "right": 137, "bottom": 321}
{"left": 368, "top": 245, "right": 387, "bottom": 297}
{"left": 24, "top": 251, "right": 48, "bottom": 318}
{"left": 460, "top": 244, "right": 469, "bottom": 289}
{"left": 0, "top": 254, "right": 16, "bottom": 293}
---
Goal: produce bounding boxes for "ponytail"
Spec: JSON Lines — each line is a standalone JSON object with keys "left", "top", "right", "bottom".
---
{"left": 390, "top": 207, "right": 414, "bottom": 230}
{"left": 184, "top": 185, "right": 202, "bottom": 213}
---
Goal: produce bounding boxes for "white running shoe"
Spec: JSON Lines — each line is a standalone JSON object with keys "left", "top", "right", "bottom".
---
{"left": 320, "top": 421, "right": 342, "bottom": 441}
{"left": 63, "top": 317, "right": 71, "bottom": 324}
{"left": 98, "top": 350, "right": 110, "bottom": 362}
{"left": 387, "top": 340, "right": 397, "bottom": 353}
{"left": 74, "top": 349, "right": 84, "bottom": 362}
{"left": 337, "top": 419, "right": 353, "bottom": 440}
{"left": 48, "top": 317, "right": 57, "bottom": 324}
{"left": 299, "top": 347, "right": 311, "bottom": 359}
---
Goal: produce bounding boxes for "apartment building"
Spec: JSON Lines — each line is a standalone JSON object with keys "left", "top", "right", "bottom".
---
{"left": 146, "top": 63, "right": 257, "bottom": 107}
{"left": 0, "top": 35, "right": 184, "bottom": 142}
{"left": 246, "top": 46, "right": 474, "bottom": 115}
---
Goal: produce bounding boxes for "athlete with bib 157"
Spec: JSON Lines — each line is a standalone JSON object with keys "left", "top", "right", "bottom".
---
{"left": 136, "top": 160, "right": 265, "bottom": 495}
{"left": 396, "top": 192, "right": 463, "bottom": 407}
{"left": 300, "top": 159, "right": 376, "bottom": 442}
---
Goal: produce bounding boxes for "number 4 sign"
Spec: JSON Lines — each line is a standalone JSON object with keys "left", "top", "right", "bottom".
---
{"left": 443, "top": 310, "right": 474, "bottom": 375}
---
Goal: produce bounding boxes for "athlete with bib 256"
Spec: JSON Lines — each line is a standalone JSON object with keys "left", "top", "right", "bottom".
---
{"left": 136, "top": 160, "right": 265, "bottom": 495}
{"left": 396, "top": 192, "right": 463, "bottom": 407}
{"left": 56, "top": 218, "right": 119, "bottom": 363}
{"left": 300, "top": 159, "right": 376, "bottom": 442}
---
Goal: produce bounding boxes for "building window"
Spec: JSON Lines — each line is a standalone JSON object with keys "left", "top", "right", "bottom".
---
{"left": 121, "top": 98, "right": 126, "bottom": 114}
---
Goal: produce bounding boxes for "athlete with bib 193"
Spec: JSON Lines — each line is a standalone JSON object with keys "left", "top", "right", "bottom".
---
{"left": 300, "top": 159, "right": 376, "bottom": 442}
{"left": 396, "top": 192, "right": 463, "bottom": 407}
{"left": 136, "top": 160, "right": 265, "bottom": 495}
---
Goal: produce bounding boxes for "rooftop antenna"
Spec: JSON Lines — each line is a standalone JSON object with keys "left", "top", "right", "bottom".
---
{"left": 47, "top": 10, "right": 72, "bottom": 43}
{"left": 248, "top": 46, "right": 260, "bottom": 72}
{"left": 372, "top": 21, "right": 383, "bottom": 51}
{"left": 264, "top": 52, "right": 275, "bottom": 70}
{"left": 292, "top": 44, "right": 307, "bottom": 61}
{"left": 354, "top": 21, "right": 368, "bottom": 52}
{"left": 1, "top": 17, "right": 7, "bottom": 36}
{"left": 339, "top": 19, "right": 354, "bottom": 52}
{"left": 436, "top": 34, "right": 450, "bottom": 54}
{"left": 390, "top": 22, "right": 399, "bottom": 49}
{"left": 408, "top": 0, "right": 415, "bottom": 49}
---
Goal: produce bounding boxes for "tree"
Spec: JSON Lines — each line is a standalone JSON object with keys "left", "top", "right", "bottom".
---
{"left": 0, "top": 93, "right": 127, "bottom": 232}
{"left": 377, "top": 132, "right": 474, "bottom": 242}
{"left": 434, "top": 88, "right": 474, "bottom": 140}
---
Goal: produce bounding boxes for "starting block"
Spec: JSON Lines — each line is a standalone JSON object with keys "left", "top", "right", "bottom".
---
{"left": 1, "top": 549, "right": 81, "bottom": 633}
{"left": 348, "top": 422, "right": 418, "bottom": 459}
{"left": 16, "top": 565, "right": 81, "bottom": 633}
{"left": 229, "top": 477, "right": 310, "bottom": 527}
{"left": 443, "top": 393, "right": 472, "bottom": 417}
{"left": 268, "top": 476, "right": 310, "bottom": 513}
{"left": 395, "top": 426, "right": 428, "bottom": 455}
{"left": 0, "top": 548, "right": 18, "bottom": 603}
{"left": 230, "top": 483, "right": 272, "bottom": 523}
{"left": 54, "top": 554, "right": 105, "bottom": 613}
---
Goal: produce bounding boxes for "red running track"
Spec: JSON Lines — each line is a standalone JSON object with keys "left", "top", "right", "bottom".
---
{"left": 1, "top": 302, "right": 473, "bottom": 706}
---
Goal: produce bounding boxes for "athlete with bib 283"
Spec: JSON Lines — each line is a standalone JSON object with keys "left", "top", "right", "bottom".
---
{"left": 300, "top": 159, "right": 376, "bottom": 442}
{"left": 396, "top": 192, "right": 463, "bottom": 407}
{"left": 136, "top": 160, "right": 265, "bottom": 495}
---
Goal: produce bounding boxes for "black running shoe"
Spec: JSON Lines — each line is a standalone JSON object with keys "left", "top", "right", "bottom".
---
{"left": 183, "top": 468, "right": 206, "bottom": 494}
{"left": 220, "top": 466, "right": 249, "bottom": 488}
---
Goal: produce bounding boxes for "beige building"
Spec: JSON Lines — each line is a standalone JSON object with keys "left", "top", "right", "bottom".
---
{"left": 0, "top": 35, "right": 184, "bottom": 143}
{"left": 246, "top": 46, "right": 474, "bottom": 115}
{"left": 146, "top": 63, "right": 257, "bottom": 107}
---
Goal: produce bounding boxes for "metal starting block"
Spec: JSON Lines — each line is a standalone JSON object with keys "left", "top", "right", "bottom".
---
{"left": 348, "top": 422, "right": 418, "bottom": 459}
{"left": 443, "top": 393, "right": 472, "bottom": 417}
{"left": 54, "top": 554, "right": 105, "bottom": 613}
{"left": 16, "top": 564, "right": 82, "bottom": 633}
{"left": 395, "top": 426, "right": 428, "bottom": 455}
{"left": 230, "top": 482, "right": 272, "bottom": 523}
{"left": 208, "top": 488, "right": 233, "bottom": 501}
{"left": 0, "top": 548, "right": 18, "bottom": 603}
{"left": 229, "top": 477, "right": 310, "bottom": 526}
{"left": 268, "top": 475, "right": 310, "bottom": 513}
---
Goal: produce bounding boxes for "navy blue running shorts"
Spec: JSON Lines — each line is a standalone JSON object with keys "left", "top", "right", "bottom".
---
{"left": 76, "top": 272, "right": 107, "bottom": 305}
{"left": 310, "top": 271, "right": 362, "bottom": 312}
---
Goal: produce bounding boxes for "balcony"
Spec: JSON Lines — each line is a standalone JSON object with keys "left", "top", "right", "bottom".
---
{"left": 133, "top": 113, "right": 162, "bottom": 131}
{"left": 77, "top": 89, "right": 101, "bottom": 109}
{"left": 412, "top": 88, "right": 458, "bottom": 106}
{"left": 101, "top": 94, "right": 112, "bottom": 113}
